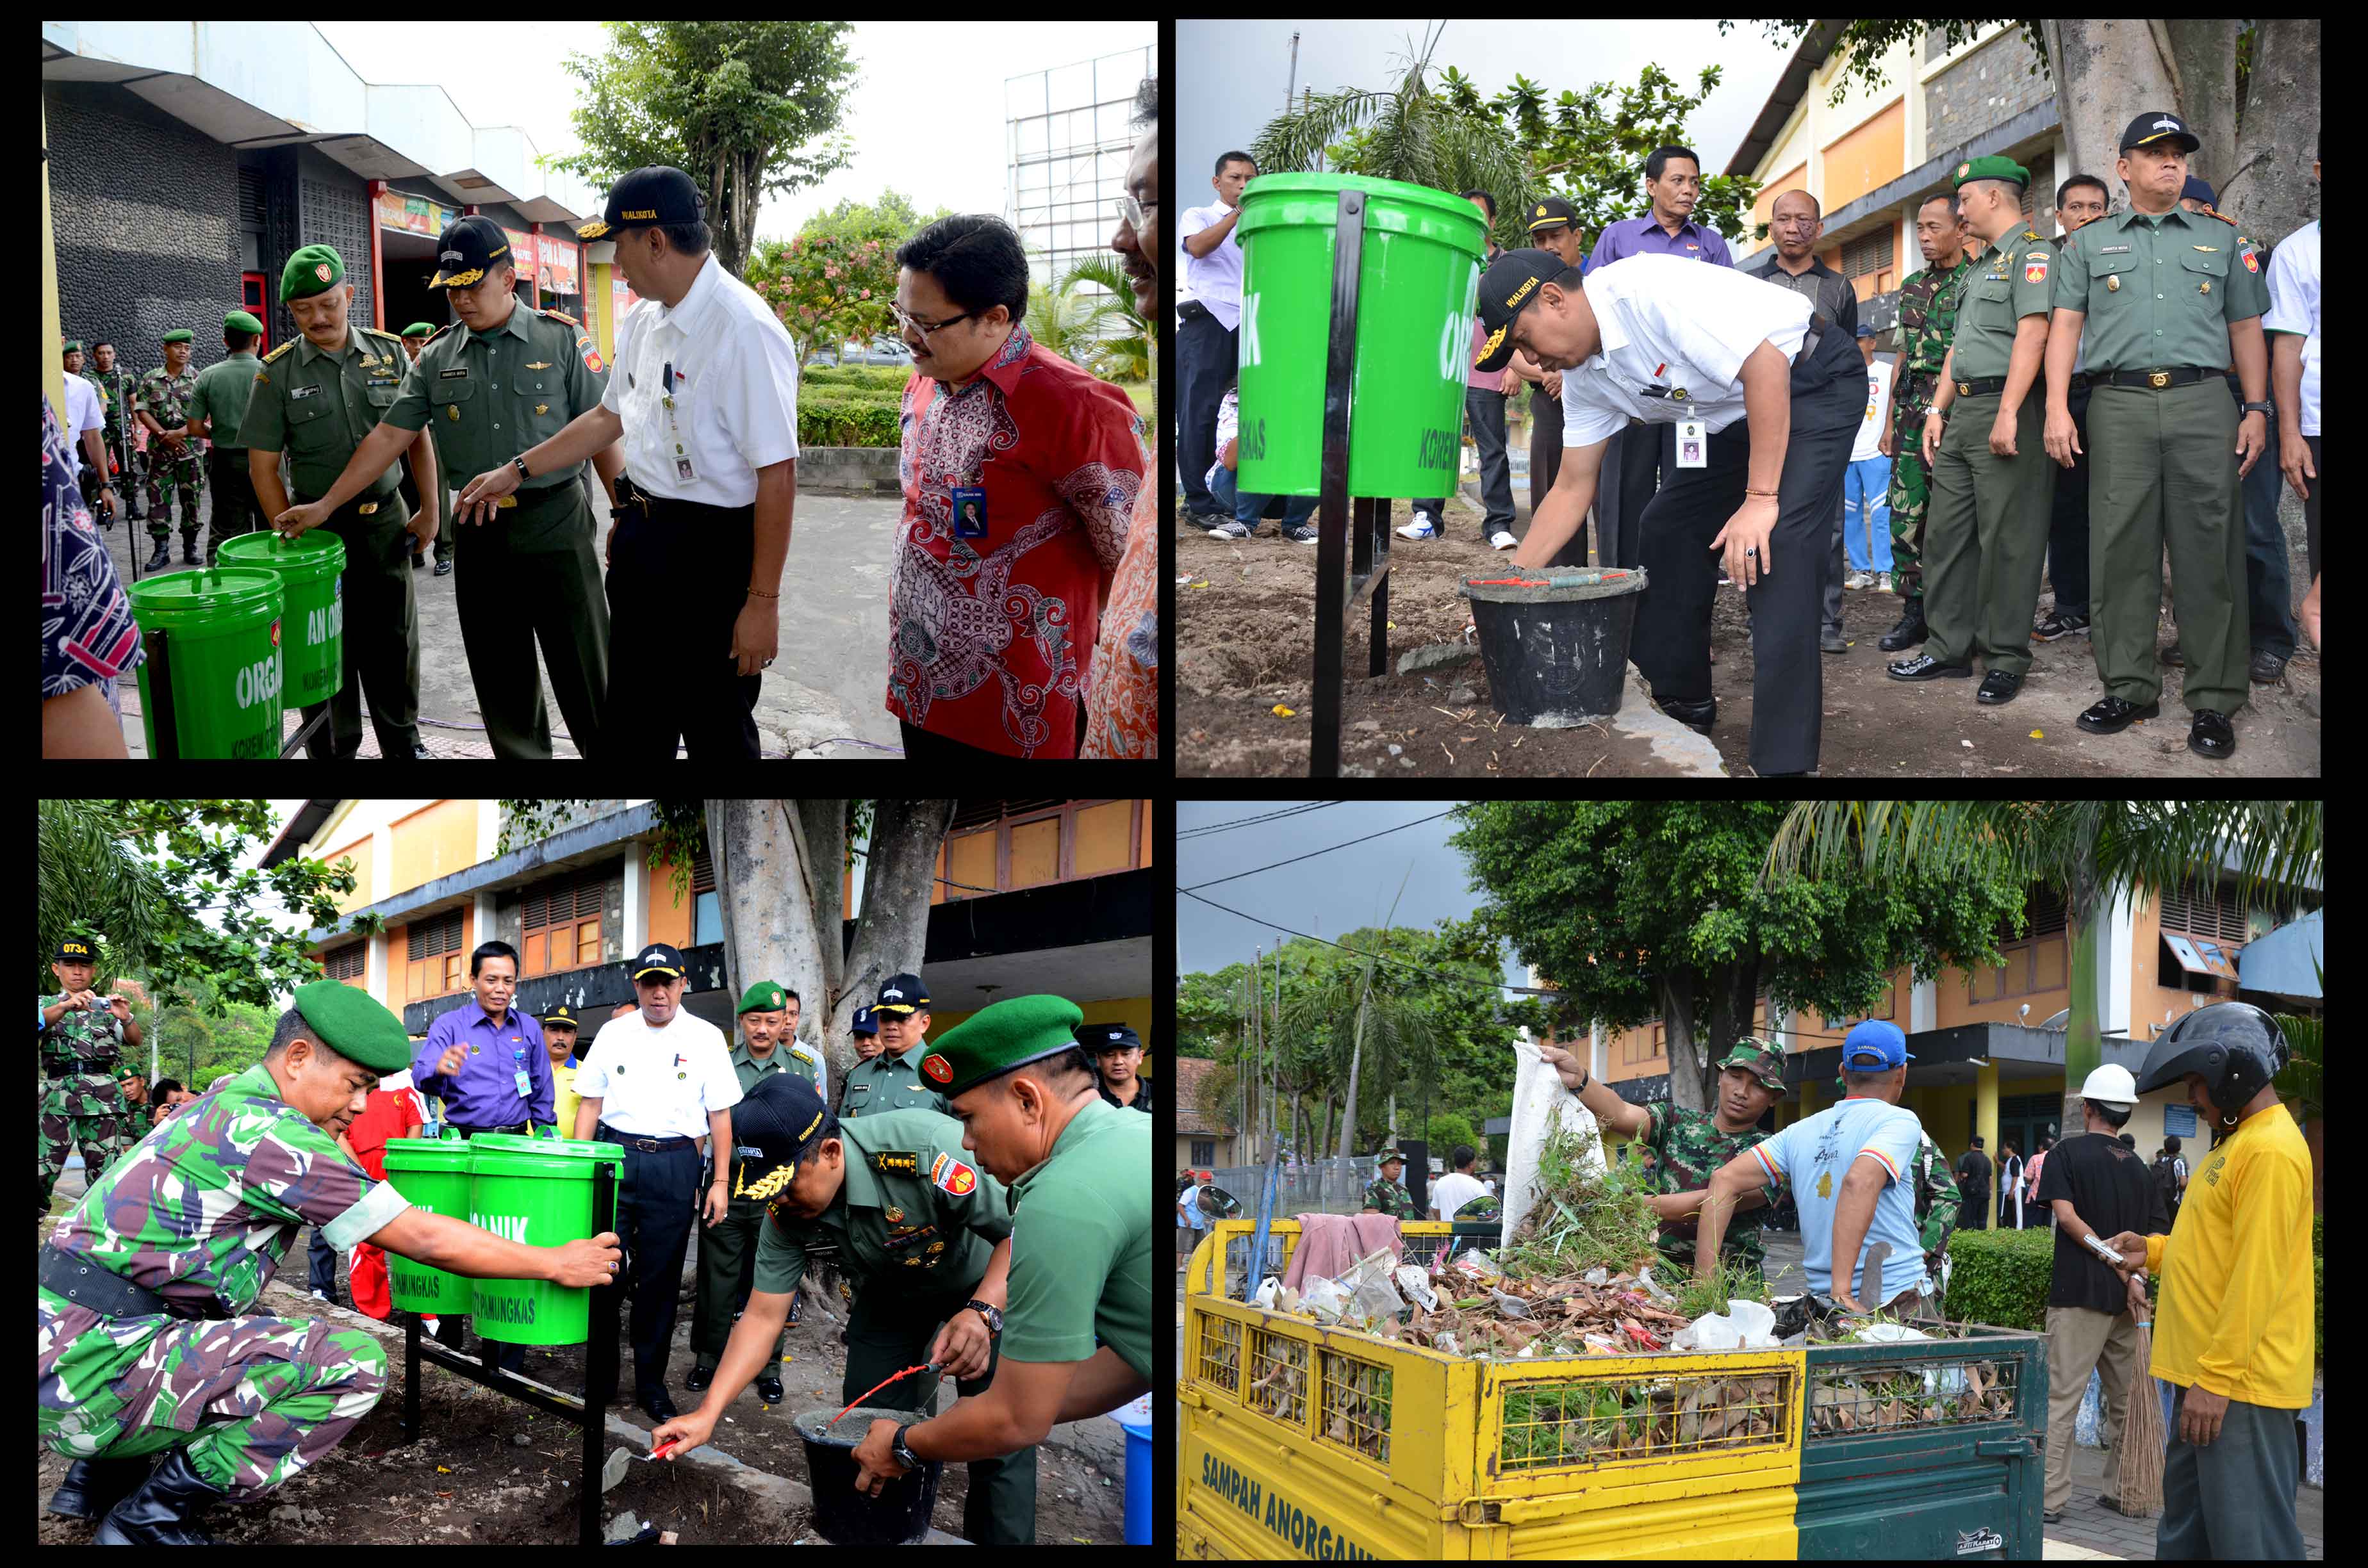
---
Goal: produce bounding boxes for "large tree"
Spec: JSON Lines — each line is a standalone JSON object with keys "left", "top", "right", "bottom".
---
{"left": 1446, "top": 803, "right": 2028, "bottom": 1116}
{"left": 551, "top": 21, "right": 859, "bottom": 278}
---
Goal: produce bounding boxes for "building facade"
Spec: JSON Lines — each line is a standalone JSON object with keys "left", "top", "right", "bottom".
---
{"left": 1005, "top": 43, "right": 1154, "bottom": 293}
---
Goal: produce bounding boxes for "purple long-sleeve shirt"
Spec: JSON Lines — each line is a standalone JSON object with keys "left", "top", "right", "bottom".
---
{"left": 411, "top": 1003, "right": 554, "bottom": 1130}
{"left": 1588, "top": 212, "right": 1735, "bottom": 271}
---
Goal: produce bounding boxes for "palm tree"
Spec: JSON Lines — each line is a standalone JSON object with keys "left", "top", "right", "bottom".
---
{"left": 1762, "top": 803, "right": 2323, "bottom": 1135}
{"left": 1057, "top": 254, "right": 1151, "bottom": 384}
{"left": 1250, "top": 22, "right": 1530, "bottom": 233}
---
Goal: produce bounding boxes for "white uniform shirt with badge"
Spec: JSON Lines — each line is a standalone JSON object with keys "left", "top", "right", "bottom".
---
{"left": 2260, "top": 218, "right": 2320, "bottom": 437}
{"left": 1560, "top": 254, "right": 1815, "bottom": 450}
{"left": 1177, "top": 200, "right": 1246, "bottom": 331}
{"left": 570, "top": 1005, "right": 741, "bottom": 1138}
{"left": 600, "top": 250, "right": 802, "bottom": 508}
{"left": 63, "top": 372, "right": 104, "bottom": 441}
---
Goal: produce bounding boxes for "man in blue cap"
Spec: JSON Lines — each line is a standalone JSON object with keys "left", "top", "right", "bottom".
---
{"left": 1693, "top": 1019, "right": 1933, "bottom": 1317}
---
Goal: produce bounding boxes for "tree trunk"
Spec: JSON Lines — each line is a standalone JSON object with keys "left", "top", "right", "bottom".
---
{"left": 1659, "top": 964, "right": 1709, "bottom": 1115}
{"left": 2164, "top": 20, "right": 2241, "bottom": 195}
{"left": 1336, "top": 978, "right": 1369, "bottom": 1159}
{"left": 2063, "top": 824, "right": 2109, "bottom": 1145}
{"left": 710, "top": 799, "right": 836, "bottom": 1071}
{"left": 1388, "top": 1087, "right": 1399, "bottom": 1141}
{"left": 826, "top": 801, "right": 951, "bottom": 1086}
{"left": 1702, "top": 957, "right": 1764, "bottom": 1104}
{"left": 2045, "top": 20, "right": 2181, "bottom": 215}
{"left": 2231, "top": 19, "right": 2322, "bottom": 244}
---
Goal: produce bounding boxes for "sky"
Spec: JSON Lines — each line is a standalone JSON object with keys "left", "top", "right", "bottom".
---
{"left": 1176, "top": 18, "right": 1795, "bottom": 211}
{"left": 313, "top": 21, "right": 1154, "bottom": 244}
{"left": 1177, "top": 801, "right": 1530, "bottom": 994}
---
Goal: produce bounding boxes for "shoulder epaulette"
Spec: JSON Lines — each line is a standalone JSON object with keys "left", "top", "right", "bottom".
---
{"left": 2022, "top": 229, "right": 2044, "bottom": 244}
{"left": 262, "top": 341, "right": 294, "bottom": 364}
{"left": 538, "top": 307, "right": 584, "bottom": 329}
{"left": 2199, "top": 205, "right": 2238, "bottom": 226}
{"left": 363, "top": 327, "right": 404, "bottom": 344}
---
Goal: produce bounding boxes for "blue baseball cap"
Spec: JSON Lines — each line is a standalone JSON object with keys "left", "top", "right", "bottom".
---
{"left": 1854, "top": 322, "right": 1878, "bottom": 339}
{"left": 1841, "top": 1019, "right": 1914, "bottom": 1070}
{"left": 851, "top": 1004, "right": 878, "bottom": 1036}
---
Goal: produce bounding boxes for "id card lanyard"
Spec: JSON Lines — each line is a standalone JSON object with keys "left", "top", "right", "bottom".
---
{"left": 661, "top": 359, "right": 695, "bottom": 483}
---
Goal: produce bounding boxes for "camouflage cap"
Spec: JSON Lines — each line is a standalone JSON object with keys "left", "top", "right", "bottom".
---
{"left": 1715, "top": 1036, "right": 1788, "bottom": 1092}
{"left": 289, "top": 977, "right": 412, "bottom": 1073}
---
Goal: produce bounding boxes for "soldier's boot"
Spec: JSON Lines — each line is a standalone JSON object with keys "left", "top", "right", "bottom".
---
{"left": 93, "top": 1448, "right": 227, "bottom": 1546}
{"left": 45, "top": 1455, "right": 155, "bottom": 1519}
{"left": 1877, "top": 600, "right": 1929, "bottom": 652}
{"left": 144, "top": 538, "right": 173, "bottom": 571}
{"left": 181, "top": 537, "right": 202, "bottom": 566}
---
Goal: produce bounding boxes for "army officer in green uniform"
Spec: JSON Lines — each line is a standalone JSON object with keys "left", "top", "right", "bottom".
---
{"left": 1361, "top": 1149, "right": 1422, "bottom": 1219}
{"left": 846, "top": 996, "right": 1152, "bottom": 1507}
{"left": 2044, "top": 110, "right": 2273, "bottom": 760}
{"left": 272, "top": 216, "right": 621, "bottom": 761}
{"left": 651, "top": 1072, "right": 1037, "bottom": 1545}
{"left": 1889, "top": 156, "right": 2058, "bottom": 704}
{"left": 242, "top": 243, "right": 436, "bottom": 760}
{"left": 839, "top": 972, "right": 952, "bottom": 1120}
{"left": 184, "top": 311, "right": 268, "bottom": 563}
{"left": 38, "top": 980, "right": 620, "bottom": 1544}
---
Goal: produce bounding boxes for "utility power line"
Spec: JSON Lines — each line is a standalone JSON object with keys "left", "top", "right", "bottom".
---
{"left": 1178, "top": 808, "right": 1462, "bottom": 893}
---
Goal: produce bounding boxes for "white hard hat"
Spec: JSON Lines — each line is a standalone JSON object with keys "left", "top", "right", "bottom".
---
{"left": 2076, "top": 1063, "right": 2140, "bottom": 1107}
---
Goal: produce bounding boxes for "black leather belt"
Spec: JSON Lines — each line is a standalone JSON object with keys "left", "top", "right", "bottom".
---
{"left": 1953, "top": 377, "right": 2008, "bottom": 398}
{"left": 597, "top": 1123, "right": 695, "bottom": 1154}
{"left": 2096, "top": 366, "right": 2217, "bottom": 391}
{"left": 45, "top": 1062, "right": 119, "bottom": 1081}
{"left": 1178, "top": 298, "right": 1214, "bottom": 323}
{"left": 40, "top": 1243, "right": 224, "bottom": 1321}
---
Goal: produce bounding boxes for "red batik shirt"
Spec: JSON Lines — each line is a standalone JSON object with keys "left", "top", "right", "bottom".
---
{"left": 887, "top": 325, "right": 1146, "bottom": 756}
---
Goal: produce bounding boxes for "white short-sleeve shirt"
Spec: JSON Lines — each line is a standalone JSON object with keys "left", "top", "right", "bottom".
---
{"left": 1561, "top": 254, "right": 1815, "bottom": 450}
{"left": 63, "top": 373, "right": 104, "bottom": 440}
{"left": 2260, "top": 219, "right": 2319, "bottom": 437}
{"left": 571, "top": 1006, "right": 741, "bottom": 1139}
{"left": 1178, "top": 201, "right": 1245, "bottom": 331}
{"left": 1850, "top": 357, "right": 1895, "bottom": 462}
{"left": 600, "top": 251, "right": 802, "bottom": 507}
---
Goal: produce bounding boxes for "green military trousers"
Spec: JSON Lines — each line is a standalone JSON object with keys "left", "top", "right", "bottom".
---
{"left": 300, "top": 493, "right": 422, "bottom": 759}
{"left": 454, "top": 478, "right": 610, "bottom": 760}
{"left": 845, "top": 1286, "right": 1037, "bottom": 1546}
{"left": 206, "top": 447, "right": 267, "bottom": 566}
{"left": 690, "top": 1191, "right": 789, "bottom": 1370}
{"left": 1921, "top": 393, "right": 2057, "bottom": 675}
{"left": 2085, "top": 380, "right": 2249, "bottom": 714}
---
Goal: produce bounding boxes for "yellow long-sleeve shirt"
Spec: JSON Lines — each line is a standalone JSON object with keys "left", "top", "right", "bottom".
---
{"left": 2142, "top": 1101, "right": 2315, "bottom": 1408}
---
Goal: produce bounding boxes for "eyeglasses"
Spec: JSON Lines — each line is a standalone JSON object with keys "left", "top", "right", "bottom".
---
{"left": 891, "top": 305, "right": 977, "bottom": 340}
{"left": 1114, "top": 193, "right": 1159, "bottom": 231}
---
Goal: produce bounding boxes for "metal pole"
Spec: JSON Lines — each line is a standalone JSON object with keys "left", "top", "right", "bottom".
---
{"left": 1285, "top": 31, "right": 1300, "bottom": 113}
{"left": 1310, "top": 188, "right": 1367, "bottom": 778}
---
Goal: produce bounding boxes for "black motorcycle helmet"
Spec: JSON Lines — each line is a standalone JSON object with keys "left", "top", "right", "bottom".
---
{"left": 2134, "top": 1001, "right": 2290, "bottom": 1122}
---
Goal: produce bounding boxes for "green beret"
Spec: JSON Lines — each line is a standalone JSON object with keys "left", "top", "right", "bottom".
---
{"left": 289, "top": 977, "right": 412, "bottom": 1073}
{"left": 920, "top": 993, "right": 1084, "bottom": 1097}
{"left": 63, "top": 340, "right": 83, "bottom": 355}
{"left": 282, "top": 245, "right": 347, "bottom": 301}
{"left": 401, "top": 322, "right": 436, "bottom": 338}
{"left": 161, "top": 329, "right": 195, "bottom": 345}
{"left": 737, "top": 980, "right": 789, "bottom": 1015}
{"left": 1952, "top": 155, "right": 2030, "bottom": 193}
{"left": 225, "top": 311, "right": 263, "bottom": 336}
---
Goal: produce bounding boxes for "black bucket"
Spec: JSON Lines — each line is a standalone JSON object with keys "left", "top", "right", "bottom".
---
{"left": 1457, "top": 569, "right": 1649, "bottom": 724}
{"left": 795, "top": 1405, "right": 946, "bottom": 1544}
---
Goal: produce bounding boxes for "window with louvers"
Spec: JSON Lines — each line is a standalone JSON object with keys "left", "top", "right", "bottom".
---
{"left": 1843, "top": 228, "right": 1892, "bottom": 282}
{"left": 522, "top": 872, "right": 607, "bottom": 976}
{"left": 323, "top": 943, "right": 366, "bottom": 983}
{"left": 406, "top": 908, "right": 465, "bottom": 1000}
{"left": 2155, "top": 880, "right": 2249, "bottom": 945}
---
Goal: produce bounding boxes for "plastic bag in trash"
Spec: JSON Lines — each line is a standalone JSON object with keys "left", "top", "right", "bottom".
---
{"left": 1348, "top": 1270, "right": 1404, "bottom": 1328}
{"left": 1670, "top": 1298, "right": 1779, "bottom": 1351}
{"left": 1395, "top": 1266, "right": 1440, "bottom": 1314}
{"left": 1302, "top": 1276, "right": 1353, "bottom": 1323}
{"left": 1452, "top": 1252, "right": 1502, "bottom": 1279}
{"left": 1635, "top": 1265, "right": 1677, "bottom": 1305}
{"left": 1337, "top": 1249, "right": 1397, "bottom": 1292}
{"left": 1850, "top": 1323, "right": 1932, "bottom": 1345}
{"left": 1489, "top": 1287, "right": 1533, "bottom": 1320}
{"left": 1252, "top": 1277, "right": 1284, "bottom": 1311}
{"left": 1582, "top": 1267, "right": 1611, "bottom": 1287}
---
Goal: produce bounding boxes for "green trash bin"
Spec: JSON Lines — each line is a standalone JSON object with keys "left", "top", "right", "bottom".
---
{"left": 124, "top": 568, "right": 284, "bottom": 758}
{"left": 1234, "top": 173, "right": 1489, "bottom": 502}
{"left": 381, "top": 1137, "right": 477, "bottom": 1314}
{"left": 465, "top": 1134, "right": 625, "bottom": 1346}
{"left": 215, "top": 531, "right": 345, "bottom": 705}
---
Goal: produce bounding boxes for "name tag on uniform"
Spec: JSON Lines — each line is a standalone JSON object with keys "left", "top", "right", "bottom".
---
{"left": 2098, "top": 245, "right": 2132, "bottom": 255}
{"left": 1674, "top": 417, "right": 1707, "bottom": 470}
{"left": 440, "top": 368, "right": 470, "bottom": 379}
{"left": 290, "top": 385, "right": 318, "bottom": 400}
{"left": 515, "top": 1070, "right": 532, "bottom": 1097}
{"left": 951, "top": 486, "right": 988, "bottom": 537}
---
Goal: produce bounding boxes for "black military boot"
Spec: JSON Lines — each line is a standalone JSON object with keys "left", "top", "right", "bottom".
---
{"left": 144, "top": 538, "right": 172, "bottom": 571}
{"left": 93, "top": 1447, "right": 227, "bottom": 1546}
{"left": 181, "top": 537, "right": 201, "bottom": 566}
{"left": 755, "top": 1373, "right": 785, "bottom": 1405}
{"left": 45, "top": 1455, "right": 154, "bottom": 1519}
{"left": 1877, "top": 600, "right": 1929, "bottom": 651}
{"left": 684, "top": 1362, "right": 714, "bottom": 1392}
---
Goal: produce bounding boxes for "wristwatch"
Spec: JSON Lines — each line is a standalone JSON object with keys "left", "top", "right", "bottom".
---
{"left": 964, "top": 1299, "right": 1003, "bottom": 1335}
{"left": 890, "top": 1423, "right": 921, "bottom": 1471}
{"left": 512, "top": 454, "right": 532, "bottom": 481}
{"left": 2240, "top": 400, "right": 2274, "bottom": 416}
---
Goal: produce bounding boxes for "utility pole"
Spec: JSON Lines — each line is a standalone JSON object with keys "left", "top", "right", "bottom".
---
{"left": 1285, "top": 30, "right": 1300, "bottom": 113}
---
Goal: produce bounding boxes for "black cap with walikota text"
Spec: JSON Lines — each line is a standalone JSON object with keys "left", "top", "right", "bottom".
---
{"left": 578, "top": 166, "right": 707, "bottom": 240}
{"left": 2119, "top": 110, "right": 2199, "bottom": 154}
{"left": 1472, "top": 246, "right": 1577, "bottom": 374}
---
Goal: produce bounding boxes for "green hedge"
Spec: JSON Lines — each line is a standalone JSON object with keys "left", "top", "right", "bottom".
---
{"left": 798, "top": 396, "right": 901, "bottom": 449}
{"left": 801, "top": 364, "right": 911, "bottom": 393}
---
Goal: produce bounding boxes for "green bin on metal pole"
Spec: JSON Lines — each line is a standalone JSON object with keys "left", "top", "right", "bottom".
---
{"left": 465, "top": 1134, "right": 625, "bottom": 1346}
{"left": 215, "top": 531, "right": 345, "bottom": 705}
{"left": 381, "top": 1137, "right": 476, "bottom": 1314}
{"left": 1234, "top": 174, "right": 1488, "bottom": 501}
{"left": 123, "top": 567, "right": 285, "bottom": 758}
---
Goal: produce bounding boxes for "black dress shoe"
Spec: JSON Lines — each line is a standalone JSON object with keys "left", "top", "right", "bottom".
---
{"left": 1975, "top": 669, "right": 2023, "bottom": 705}
{"left": 2076, "top": 696, "right": 2160, "bottom": 734}
{"left": 47, "top": 1456, "right": 154, "bottom": 1519}
{"left": 637, "top": 1385, "right": 680, "bottom": 1423}
{"left": 1886, "top": 653, "right": 1971, "bottom": 682}
{"left": 2249, "top": 648, "right": 2288, "bottom": 683}
{"left": 1877, "top": 603, "right": 1929, "bottom": 651}
{"left": 684, "top": 1362, "right": 714, "bottom": 1392}
{"left": 2187, "top": 710, "right": 2235, "bottom": 758}
{"left": 755, "top": 1375, "right": 785, "bottom": 1405}
{"left": 411, "top": 551, "right": 425, "bottom": 570}
{"left": 94, "top": 1448, "right": 226, "bottom": 1546}
{"left": 1658, "top": 695, "right": 1716, "bottom": 735}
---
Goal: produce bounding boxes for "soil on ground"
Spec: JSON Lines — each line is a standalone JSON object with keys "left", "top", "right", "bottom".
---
{"left": 1176, "top": 493, "right": 2321, "bottom": 778}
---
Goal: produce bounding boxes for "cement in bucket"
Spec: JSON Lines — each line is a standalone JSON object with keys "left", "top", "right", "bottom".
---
{"left": 214, "top": 530, "right": 345, "bottom": 705}
{"left": 381, "top": 1137, "right": 477, "bottom": 1314}
{"left": 1457, "top": 569, "right": 1650, "bottom": 725}
{"left": 465, "top": 1134, "right": 623, "bottom": 1345}
{"left": 1234, "top": 173, "right": 1488, "bottom": 500}
{"left": 795, "top": 1405, "right": 946, "bottom": 1544}
{"left": 123, "top": 566, "right": 284, "bottom": 758}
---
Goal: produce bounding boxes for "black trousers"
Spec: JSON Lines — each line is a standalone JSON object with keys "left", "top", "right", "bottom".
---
{"left": 1526, "top": 384, "right": 1588, "bottom": 566}
{"left": 588, "top": 1126, "right": 701, "bottom": 1399}
{"left": 1597, "top": 420, "right": 1673, "bottom": 572}
{"left": 604, "top": 479, "right": 761, "bottom": 760}
{"left": 1417, "top": 384, "right": 1516, "bottom": 532}
{"left": 1628, "top": 334, "right": 1862, "bottom": 775}
{"left": 1175, "top": 307, "right": 1237, "bottom": 517}
{"left": 2044, "top": 380, "right": 2093, "bottom": 617}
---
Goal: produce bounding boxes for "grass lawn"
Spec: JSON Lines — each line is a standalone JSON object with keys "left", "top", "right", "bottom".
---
{"left": 1120, "top": 380, "right": 1154, "bottom": 423}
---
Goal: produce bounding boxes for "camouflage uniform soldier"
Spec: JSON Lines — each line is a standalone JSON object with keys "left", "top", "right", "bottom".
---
{"left": 1909, "top": 1130, "right": 1962, "bottom": 1284}
{"left": 38, "top": 936, "right": 138, "bottom": 1216}
{"left": 1360, "top": 1152, "right": 1421, "bottom": 1220}
{"left": 85, "top": 343, "right": 145, "bottom": 522}
{"left": 1634, "top": 1041, "right": 1788, "bottom": 1280}
{"left": 37, "top": 979, "right": 620, "bottom": 1543}
{"left": 135, "top": 331, "right": 207, "bottom": 569}
{"left": 1881, "top": 214, "right": 1981, "bottom": 652}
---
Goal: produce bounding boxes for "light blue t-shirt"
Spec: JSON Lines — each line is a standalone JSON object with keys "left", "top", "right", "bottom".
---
{"left": 1751, "top": 1096, "right": 1927, "bottom": 1304}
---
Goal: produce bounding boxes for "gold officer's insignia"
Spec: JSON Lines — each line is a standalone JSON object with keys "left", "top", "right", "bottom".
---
{"left": 885, "top": 1207, "right": 903, "bottom": 1223}
{"left": 526, "top": 361, "right": 552, "bottom": 370}
{"left": 2107, "top": 275, "right": 2121, "bottom": 292}
{"left": 535, "top": 404, "right": 548, "bottom": 415}
{"left": 447, "top": 405, "right": 460, "bottom": 421}
{"left": 2192, "top": 245, "right": 2219, "bottom": 252}
{"left": 2200, "top": 281, "right": 2210, "bottom": 294}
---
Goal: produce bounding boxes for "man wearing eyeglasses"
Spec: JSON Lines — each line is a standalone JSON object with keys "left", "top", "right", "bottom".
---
{"left": 456, "top": 165, "right": 803, "bottom": 761}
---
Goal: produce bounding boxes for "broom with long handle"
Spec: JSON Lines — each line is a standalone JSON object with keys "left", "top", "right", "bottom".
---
{"left": 2086, "top": 1234, "right": 2165, "bottom": 1514}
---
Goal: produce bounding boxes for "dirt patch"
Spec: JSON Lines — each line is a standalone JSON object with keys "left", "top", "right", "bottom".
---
{"left": 1177, "top": 493, "right": 2321, "bottom": 778}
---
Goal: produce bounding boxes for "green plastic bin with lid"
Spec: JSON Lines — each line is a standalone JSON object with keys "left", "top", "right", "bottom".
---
{"left": 1233, "top": 173, "right": 1489, "bottom": 501}
{"left": 381, "top": 1137, "right": 476, "bottom": 1314}
{"left": 215, "top": 531, "right": 345, "bottom": 705}
{"left": 123, "top": 568, "right": 284, "bottom": 759}
{"left": 465, "top": 1133, "right": 625, "bottom": 1346}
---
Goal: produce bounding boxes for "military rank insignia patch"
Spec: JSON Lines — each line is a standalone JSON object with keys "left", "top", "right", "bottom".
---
{"left": 2241, "top": 247, "right": 2259, "bottom": 274}
{"left": 871, "top": 1151, "right": 919, "bottom": 1177}
{"left": 921, "top": 1053, "right": 952, "bottom": 1083}
{"left": 930, "top": 1153, "right": 977, "bottom": 1196}
{"left": 2025, "top": 256, "right": 2048, "bottom": 284}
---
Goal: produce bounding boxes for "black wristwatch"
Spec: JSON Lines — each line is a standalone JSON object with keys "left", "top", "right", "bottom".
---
{"left": 512, "top": 454, "right": 532, "bottom": 482}
{"left": 2240, "top": 400, "right": 2274, "bottom": 416}
{"left": 964, "top": 1299, "right": 1003, "bottom": 1334}
{"left": 891, "top": 1423, "right": 921, "bottom": 1471}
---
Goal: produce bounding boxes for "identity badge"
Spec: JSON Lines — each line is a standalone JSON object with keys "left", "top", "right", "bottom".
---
{"left": 951, "top": 486, "right": 989, "bottom": 538}
{"left": 514, "top": 1070, "right": 533, "bottom": 1098}
{"left": 1675, "top": 418, "right": 1707, "bottom": 470}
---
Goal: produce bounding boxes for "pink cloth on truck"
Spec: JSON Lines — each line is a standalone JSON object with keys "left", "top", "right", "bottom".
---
{"left": 1281, "top": 1212, "right": 1405, "bottom": 1292}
